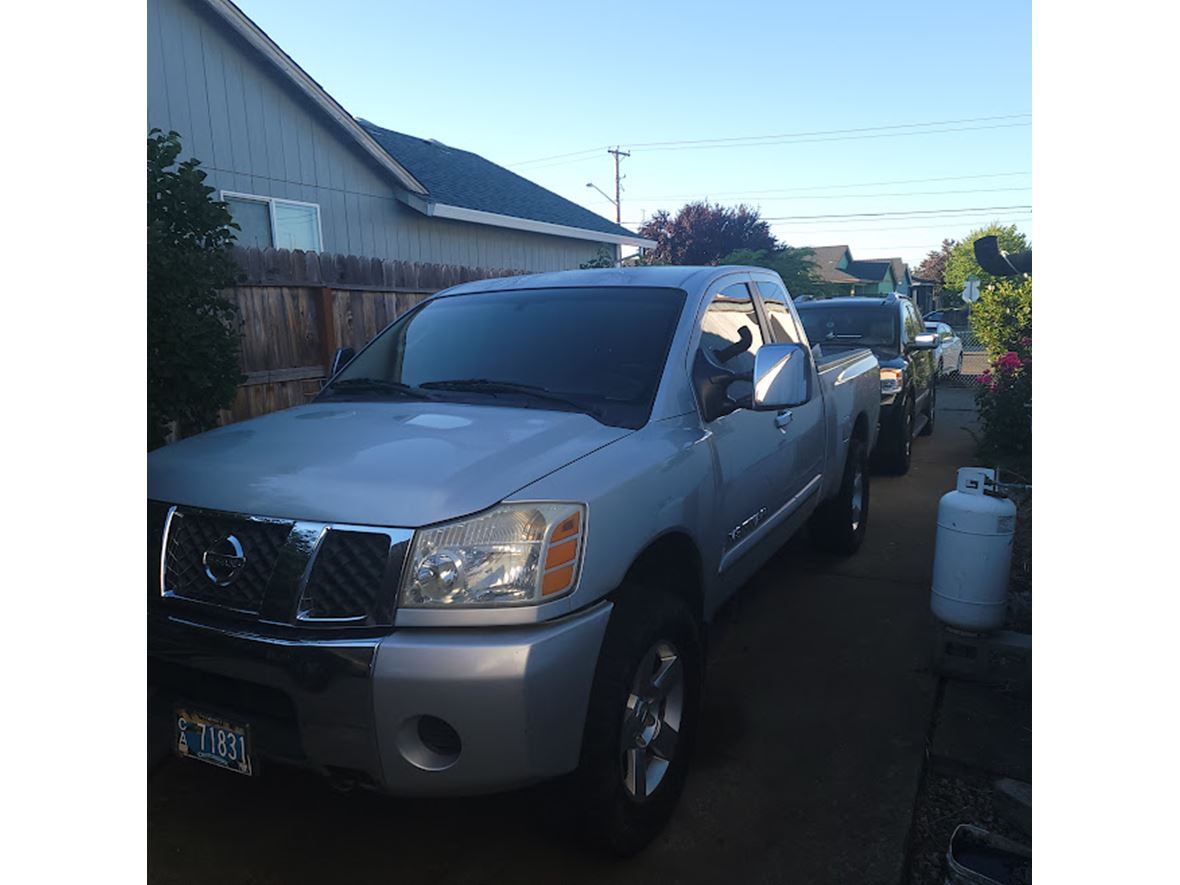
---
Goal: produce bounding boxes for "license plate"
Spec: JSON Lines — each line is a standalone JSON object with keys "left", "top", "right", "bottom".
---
{"left": 175, "top": 708, "right": 253, "bottom": 775}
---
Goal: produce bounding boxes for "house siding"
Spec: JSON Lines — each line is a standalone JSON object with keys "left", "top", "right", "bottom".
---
{"left": 147, "top": 0, "right": 611, "bottom": 272}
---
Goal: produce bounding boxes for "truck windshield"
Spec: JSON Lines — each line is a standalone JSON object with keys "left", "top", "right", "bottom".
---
{"left": 322, "top": 286, "right": 686, "bottom": 429}
{"left": 796, "top": 305, "right": 899, "bottom": 353}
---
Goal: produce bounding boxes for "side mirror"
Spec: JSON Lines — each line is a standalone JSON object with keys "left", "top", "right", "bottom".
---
{"left": 330, "top": 346, "right": 356, "bottom": 376}
{"left": 911, "top": 333, "right": 938, "bottom": 351}
{"left": 751, "top": 343, "right": 811, "bottom": 410}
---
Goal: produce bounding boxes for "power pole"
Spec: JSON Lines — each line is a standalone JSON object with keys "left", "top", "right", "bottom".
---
{"left": 607, "top": 146, "right": 630, "bottom": 224}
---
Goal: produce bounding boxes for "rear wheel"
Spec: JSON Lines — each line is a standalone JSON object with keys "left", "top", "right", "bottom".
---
{"left": 810, "top": 435, "right": 870, "bottom": 554}
{"left": 955, "top": 352, "right": 964, "bottom": 374}
{"left": 568, "top": 586, "right": 702, "bottom": 856}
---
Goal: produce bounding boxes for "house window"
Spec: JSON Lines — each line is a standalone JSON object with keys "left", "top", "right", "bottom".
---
{"left": 221, "top": 192, "right": 323, "bottom": 252}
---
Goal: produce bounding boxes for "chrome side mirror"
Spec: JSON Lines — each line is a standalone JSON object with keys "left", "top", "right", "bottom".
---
{"left": 911, "top": 333, "right": 938, "bottom": 351}
{"left": 751, "top": 343, "right": 811, "bottom": 410}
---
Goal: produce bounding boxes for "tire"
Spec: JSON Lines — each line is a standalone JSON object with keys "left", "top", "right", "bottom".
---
{"left": 568, "top": 585, "right": 703, "bottom": 856}
{"left": 810, "top": 435, "right": 870, "bottom": 555}
{"left": 955, "top": 352, "right": 963, "bottom": 375}
{"left": 879, "top": 395, "right": 913, "bottom": 475}
{"left": 919, "top": 383, "right": 936, "bottom": 437}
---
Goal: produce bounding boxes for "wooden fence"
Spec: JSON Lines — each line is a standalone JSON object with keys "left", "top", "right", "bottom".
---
{"left": 216, "top": 246, "right": 527, "bottom": 426}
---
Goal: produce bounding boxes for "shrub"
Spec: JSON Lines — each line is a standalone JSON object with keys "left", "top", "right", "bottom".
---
{"left": 969, "top": 276, "right": 1032, "bottom": 358}
{"left": 975, "top": 344, "right": 1032, "bottom": 475}
{"left": 148, "top": 130, "right": 243, "bottom": 449}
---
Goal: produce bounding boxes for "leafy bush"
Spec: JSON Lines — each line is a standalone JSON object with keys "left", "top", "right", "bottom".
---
{"left": 148, "top": 130, "right": 243, "bottom": 449}
{"left": 579, "top": 247, "right": 617, "bottom": 269}
{"left": 970, "top": 276, "right": 1032, "bottom": 358}
{"left": 975, "top": 347, "right": 1032, "bottom": 475}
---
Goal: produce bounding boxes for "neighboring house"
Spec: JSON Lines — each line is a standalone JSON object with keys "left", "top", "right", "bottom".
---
{"left": 805, "top": 245, "right": 912, "bottom": 298}
{"left": 910, "top": 277, "right": 938, "bottom": 315}
{"left": 147, "top": 0, "right": 651, "bottom": 272}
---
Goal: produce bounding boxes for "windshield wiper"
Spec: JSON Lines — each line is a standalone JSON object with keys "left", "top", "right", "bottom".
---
{"left": 323, "top": 378, "right": 432, "bottom": 399}
{"left": 419, "top": 378, "right": 604, "bottom": 420}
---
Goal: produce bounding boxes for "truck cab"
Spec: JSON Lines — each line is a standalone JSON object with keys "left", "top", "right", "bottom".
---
{"left": 795, "top": 293, "right": 938, "bottom": 474}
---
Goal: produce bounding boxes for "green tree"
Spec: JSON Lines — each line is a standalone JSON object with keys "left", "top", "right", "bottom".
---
{"left": 720, "top": 246, "right": 828, "bottom": 297}
{"left": 943, "top": 223, "right": 1030, "bottom": 300}
{"left": 148, "top": 130, "right": 244, "bottom": 449}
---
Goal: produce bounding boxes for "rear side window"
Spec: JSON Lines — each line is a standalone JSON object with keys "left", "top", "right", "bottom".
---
{"left": 754, "top": 280, "right": 805, "bottom": 345}
{"left": 698, "top": 282, "right": 763, "bottom": 402}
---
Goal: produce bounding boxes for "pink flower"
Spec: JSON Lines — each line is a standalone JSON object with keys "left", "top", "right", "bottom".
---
{"left": 997, "top": 351, "right": 1023, "bottom": 370}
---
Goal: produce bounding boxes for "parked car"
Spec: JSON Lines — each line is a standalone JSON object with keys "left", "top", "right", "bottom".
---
{"left": 148, "top": 266, "right": 881, "bottom": 855}
{"left": 925, "top": 321, "right": 964, "bottom": 376}
{"left": 796, "top": 294, "right": 938, "bottom": 474}
{"left": 924, "top": 306, "right": 971, "bottom": 330}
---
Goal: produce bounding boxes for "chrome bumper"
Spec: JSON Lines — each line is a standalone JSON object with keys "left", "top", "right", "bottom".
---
{"left": 148, "top": 601, "right": 612, "bottom": 795}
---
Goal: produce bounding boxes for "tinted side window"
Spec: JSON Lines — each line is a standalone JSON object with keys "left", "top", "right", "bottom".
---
{"left": 754, "top": 280, "right": 804, "bottom": 345}
{"left": 699, "top": 282, "right": 763, "bottom": 402}
{"left": 902, "top": 303, "right": 922, "bottom": 343}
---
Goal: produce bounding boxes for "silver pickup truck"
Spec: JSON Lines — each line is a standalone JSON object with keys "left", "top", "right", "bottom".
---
{"left": 148, "top": 265, "right": 880, "bottom": 854}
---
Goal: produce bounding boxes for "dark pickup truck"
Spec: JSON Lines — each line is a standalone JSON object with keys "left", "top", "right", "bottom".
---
{"left": 796, "top": 294, "right": 938, "bottom": 474}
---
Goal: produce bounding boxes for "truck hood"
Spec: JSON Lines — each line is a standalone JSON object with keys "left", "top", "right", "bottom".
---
{"left": 148, "top": 402, "right": 632, "bottom": 526}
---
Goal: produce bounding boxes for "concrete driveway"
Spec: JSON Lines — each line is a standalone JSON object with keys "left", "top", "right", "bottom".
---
{"left": 148, "top": 389, "right": 981, "bottom": 885}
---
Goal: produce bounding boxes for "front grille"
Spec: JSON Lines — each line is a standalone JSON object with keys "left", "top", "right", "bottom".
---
{"left": 299, "top": 529, "right": 394, "bottom": 622}
{"left": 163, "top": 510, "right": 292, "bottom": 613}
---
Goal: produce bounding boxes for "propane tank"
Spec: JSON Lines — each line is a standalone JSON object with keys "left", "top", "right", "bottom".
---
{"left": 931, "top": 468, "right": 1017, "bottom": 631}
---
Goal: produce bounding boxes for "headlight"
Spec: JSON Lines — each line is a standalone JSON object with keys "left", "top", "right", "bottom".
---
{"left": 880, "top": 367, "right": 903, "bottom": 394}
{"left": 400, "top": 503, "right": 586, "bottom": 607}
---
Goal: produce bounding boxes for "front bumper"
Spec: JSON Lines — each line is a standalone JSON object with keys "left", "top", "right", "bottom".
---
{"left": 148, "top": 601, "right": 613, "bottom": 795}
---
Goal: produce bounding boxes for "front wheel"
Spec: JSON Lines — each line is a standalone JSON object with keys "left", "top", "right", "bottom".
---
{"left": 810, "top": 435, "right": 870, "bottom": 554}
{"left": 919, "top": 384, "right": 936, "bottom": 436}
{"left": 568, "top": 586, "right": 702, "bottom": 856}
{"left": 877, "top": 395, "right": 913, "bottom": 475}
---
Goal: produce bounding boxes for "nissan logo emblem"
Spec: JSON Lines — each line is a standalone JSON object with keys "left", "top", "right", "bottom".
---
{"left": 202, "top": 534, "right": 246, "bottom": 586}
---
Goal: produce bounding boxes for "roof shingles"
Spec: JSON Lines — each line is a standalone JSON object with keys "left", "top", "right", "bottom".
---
{"left": 360, "top": 122, "right": 639, "bottom": 241}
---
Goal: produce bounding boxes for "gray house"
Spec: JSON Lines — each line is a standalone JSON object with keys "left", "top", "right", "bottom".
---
{"left": 147, "top": 0, "right": 651, "bottom": 271}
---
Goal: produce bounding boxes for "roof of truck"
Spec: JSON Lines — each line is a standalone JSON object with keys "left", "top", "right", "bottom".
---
{"left": 439, "top": 265, "right": 774, "bottom": 296}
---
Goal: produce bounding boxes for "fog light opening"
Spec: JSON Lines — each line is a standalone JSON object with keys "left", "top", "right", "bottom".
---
{"left": 395, "top": 714, "right": 462, "bottom": 771}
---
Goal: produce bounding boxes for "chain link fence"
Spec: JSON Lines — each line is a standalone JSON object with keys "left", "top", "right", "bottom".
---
{"left": 937, "top": 328, "right": 993, "bottom": 389}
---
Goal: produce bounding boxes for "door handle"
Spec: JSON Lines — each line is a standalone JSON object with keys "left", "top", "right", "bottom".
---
{"left": 775, "top": 410, "right": 793, "bottom": 431}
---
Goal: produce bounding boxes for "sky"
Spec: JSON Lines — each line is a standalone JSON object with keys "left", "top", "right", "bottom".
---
{"left": 234, "top": 0, "right": 1031, "bottom": 268}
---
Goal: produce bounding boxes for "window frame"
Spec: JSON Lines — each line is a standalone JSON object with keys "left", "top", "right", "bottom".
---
{"left": 219, "top": 190, "right": 324, "bottom": 252}
{"left": 693, "top": 279, "right": 769, "bottom": 421}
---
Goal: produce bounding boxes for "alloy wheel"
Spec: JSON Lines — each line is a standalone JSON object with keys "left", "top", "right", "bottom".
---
{"left": 620, "top": 639, "right": 684, "bottom": 801}
{"left": 850, "top": 461, "right": 865, "bottom": 533}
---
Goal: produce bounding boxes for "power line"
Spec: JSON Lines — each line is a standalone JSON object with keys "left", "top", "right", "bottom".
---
{"left": 764, "top": 216, "right": 1033, "bottom": 235}
{"left": 634, "top": 122, "right": 1030, "bottom": 154}
{"left": 509, "top": 113, "right": 1029, "bottom": 167}
{"left": 623, "top": 113, "right": 1030, "bottom": 150}
{"left": 692, "top": 185, "right": 1033, "bottom": 203}
{"left": 624, "top": 171, "right": 1031, "bottom": 202}
{"left": 759, "top": 204, "right": 1033, "bottom": 222}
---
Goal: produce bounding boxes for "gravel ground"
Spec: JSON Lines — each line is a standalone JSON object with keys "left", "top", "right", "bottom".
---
{"left": 903, "top": 766, "right": 1029, "bottom": 885}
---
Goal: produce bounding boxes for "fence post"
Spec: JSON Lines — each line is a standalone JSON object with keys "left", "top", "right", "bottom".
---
{"left": 316, "top": 286, "right": 337, "bottom": 374}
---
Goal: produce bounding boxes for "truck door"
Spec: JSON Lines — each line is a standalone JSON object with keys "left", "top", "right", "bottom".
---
{"left": 695, "top": 281, "right": 796, "bottom": 574}
{"left": 753, "top": 280, "right": 826, "bottom": 504}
